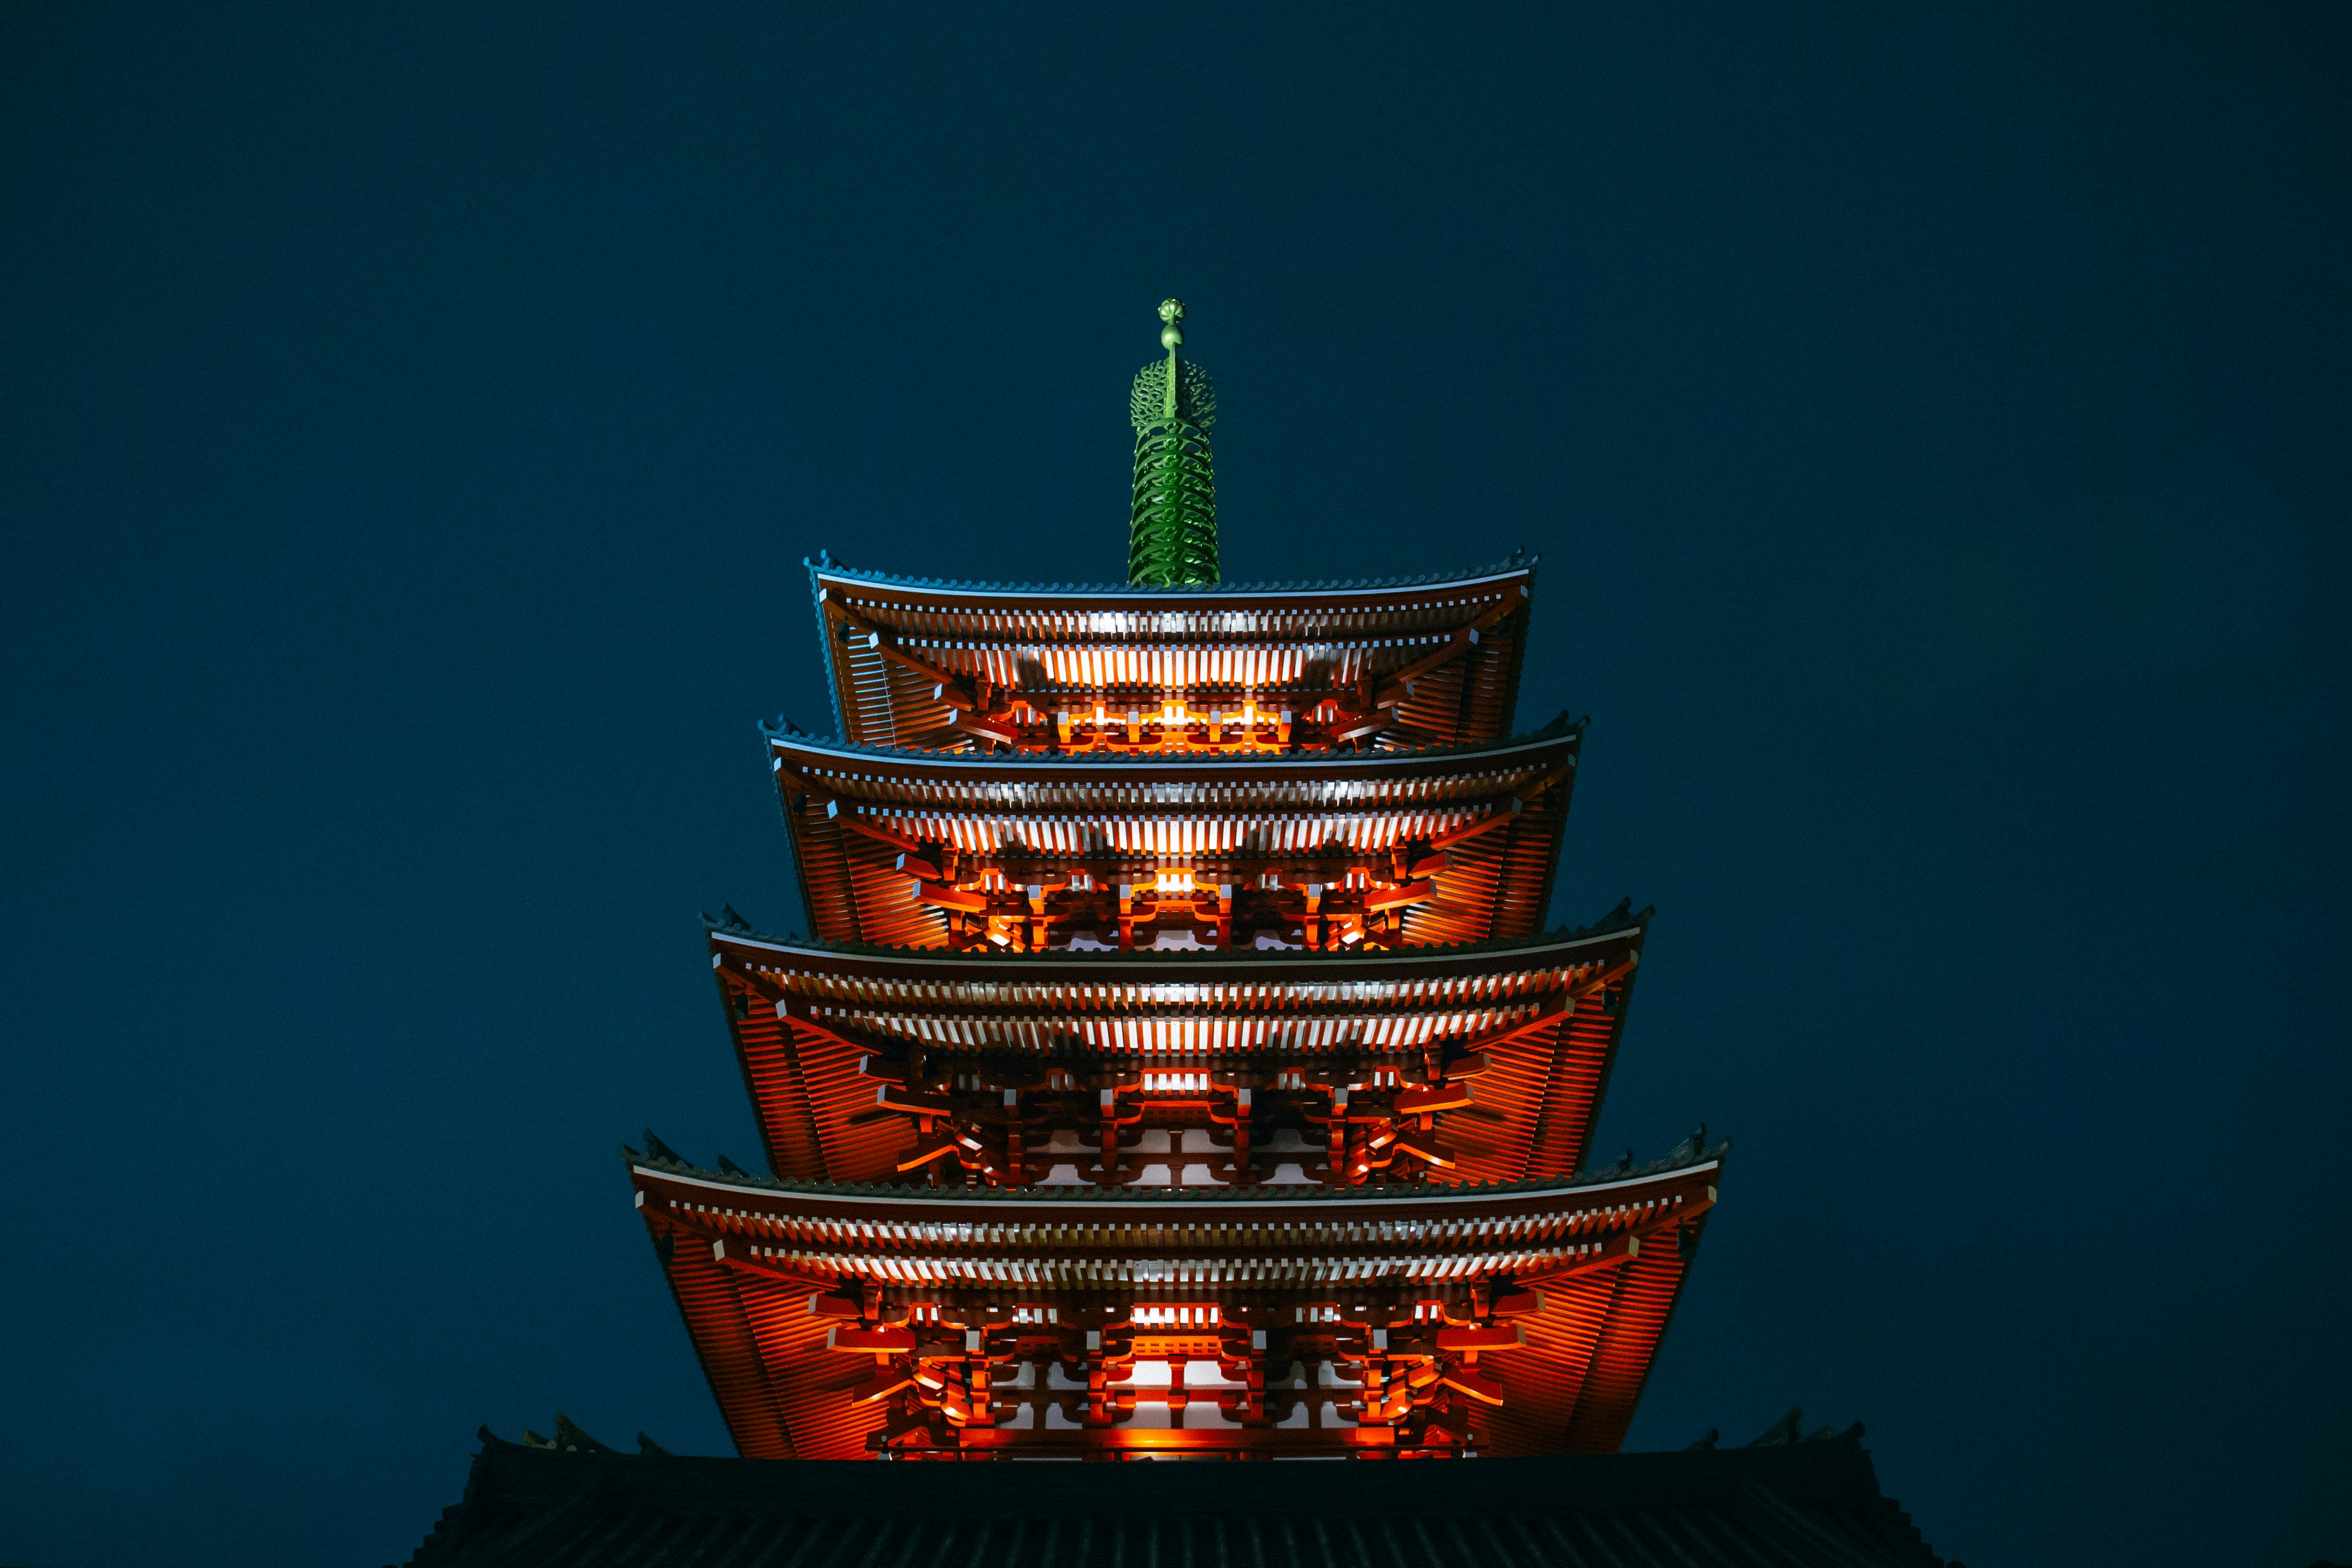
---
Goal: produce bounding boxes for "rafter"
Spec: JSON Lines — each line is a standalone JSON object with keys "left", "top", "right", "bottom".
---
{"left": 817, "top": 589, "right": 981, "bottom": 710}
{"left": 1371, "top": 582, "right": 1530, "bottom": 708}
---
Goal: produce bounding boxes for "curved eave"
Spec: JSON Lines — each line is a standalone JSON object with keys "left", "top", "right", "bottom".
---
{"left": 806, "top": 552, "right": 1539, "bottom": 606}
{"left": 708, "top": 914, "right": 1643, "bottom": 986}
{"left": 763, "top": 722, "right": 1581, "bottom": 786}
{"left": 629, "top": 1147, "right": 1720, "bottom": 1218}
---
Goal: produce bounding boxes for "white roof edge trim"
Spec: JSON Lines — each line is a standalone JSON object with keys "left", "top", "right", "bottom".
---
{"left": 708, "top": 925, "right": 1641, "bottom": 967}
{"left": 764, "top": 732, "right": 1577, "bottom": 776}
{"left": 631, "top": 1161, "right": 1719, "bottom": 1213}
{"left": 811, "top": 567, "right": 1535, "bottom": 605}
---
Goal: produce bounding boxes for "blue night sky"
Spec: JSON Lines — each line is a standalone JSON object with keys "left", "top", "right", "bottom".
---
{"left": 2, "top": 6, "right": 2346, "bottom": 1566}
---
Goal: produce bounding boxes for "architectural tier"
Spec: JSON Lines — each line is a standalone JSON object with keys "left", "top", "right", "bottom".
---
{"left": 806, "top": 554, "right": 1537, "bottom": 755}
{"left": 769, "top": 724, "right": 1580, "bottom": 952}
{"left": 706, "top": 914, "right": 1644, "bottom": 1191}
{"left": 628, "top": 1141, "right": 1720, "bottom": 1461}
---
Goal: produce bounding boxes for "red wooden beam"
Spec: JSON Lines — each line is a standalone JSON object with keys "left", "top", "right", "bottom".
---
{"left": 816, "top": 590, "right": 980, "bottom": 710}
{"left": 949, "top": 709, "right": 1016, "bottom": 746}
{"left": 1429, "top": 806, "right": 1517, "bottom": 851}
{"left": 1438, "top": 1366, "right": 1506, "bottom": 1406}
{"left": 772, "top": 764, "right": 837, "bottom": 810}
{"left": 1448, "top": 992, "right": 1572, "bottom": 1062}
{"left": 1390, "top": 1132, "right": 1459, "bottom": 1167}
{"left": 764, "top": 995, "right": 900, "bottom": 1064}
{"left": 706, "top": 1238, "right": 836, "bottom": 1294}
{"left": 893, "top": 1135, "right": 962, "bottom": 1172}
{"left": 914, "top": 881, "right": 988, "bottom": 913}
{"left": 1371, "top": 583, "right": 1529, "bottom": 706}
{"left": 830, "top": 810, "right": 925, "bottom": 854}
{"left": 1364, "top": 879, "right": 1435, "bottom": 913}
{"left": 874, "top": 1084, "right": 954, "bottom": 1117}
{"left": 843, "top": 1366, "right": 917, "bottom": 1404}
{"left": 1393, "top": 1080, "right": 1475, "bottom": 1116}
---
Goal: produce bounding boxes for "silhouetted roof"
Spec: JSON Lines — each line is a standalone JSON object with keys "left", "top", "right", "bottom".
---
{"left": 399, "top": 1421, "right": 1951, "bottom": 1568}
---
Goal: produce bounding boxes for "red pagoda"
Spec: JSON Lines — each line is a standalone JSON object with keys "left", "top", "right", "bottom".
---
{"left": 628, "top": 300, "right": 1724, "bottom": 1461}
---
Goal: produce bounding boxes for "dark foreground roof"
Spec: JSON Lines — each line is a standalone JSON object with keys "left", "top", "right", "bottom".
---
{"left": 399, "top": 1420, "right": 1952, "bottom": 1568}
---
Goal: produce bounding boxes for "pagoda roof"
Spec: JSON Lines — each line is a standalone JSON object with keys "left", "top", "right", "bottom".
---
{"left": 706, "top": 904, "right": 1643, "bottom": 985}
{"left": 630, "top": 1143, "right": 1722, "bottom": 1463}
{"left": 402, "top": 1422, "right": 1948, "bottom": 1567}
{"left": 705, "top": 916, "right": 1647, "bottom": 1191}
{"left": 805, "top": 553, "right": 1538, "bottom": 753}
{"left": 760, "top": 710, "right": 1582, "bottom": 771}
{"left": 627, "top": 1133, "right": 1719, "bottom": 1209}
{"left": 764, "top": 722, "right": 1580, "bottom": 953}
{"left": 807, "top": 547, "right": 1538, "bottom": 602}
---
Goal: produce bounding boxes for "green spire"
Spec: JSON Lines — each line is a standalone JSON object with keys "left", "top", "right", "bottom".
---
{"left": 1127, "top": 298, "right": 1218, "bottom": 586}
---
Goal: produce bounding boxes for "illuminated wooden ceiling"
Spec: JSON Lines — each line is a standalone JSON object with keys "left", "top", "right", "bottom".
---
{"left": 807, "top": 557, "right": 1538, "bottom": 754}
{"left": 706, "top": 917, "right": 1645, "bottom": 1195}
{"left": 767, "top": 727, "right": 1581, "bottom": 955}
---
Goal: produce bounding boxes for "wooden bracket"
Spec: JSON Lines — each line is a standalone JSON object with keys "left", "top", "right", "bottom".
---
{"left": 834, "top": 812, "right": 924, "bottom": 854}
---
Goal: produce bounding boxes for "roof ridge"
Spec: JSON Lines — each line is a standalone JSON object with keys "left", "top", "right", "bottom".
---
{"left": 804, "top": 547, "right": 1540, "bottom": 600}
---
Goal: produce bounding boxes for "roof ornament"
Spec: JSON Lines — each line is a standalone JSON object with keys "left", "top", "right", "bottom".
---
{"left": 1127, "top": 298, "right": 1219, "bottom": 587}
{"left": 523, "top": 1412, "right": 619, "bottom": 1453}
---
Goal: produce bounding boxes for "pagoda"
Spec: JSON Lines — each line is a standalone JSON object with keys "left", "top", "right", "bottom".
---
{"left": 628, "top": 300, "right": 1725, "bottom": 1461}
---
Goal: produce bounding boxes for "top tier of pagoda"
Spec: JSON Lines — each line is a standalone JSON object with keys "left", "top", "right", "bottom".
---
{"left": 804, "top": 298, "right": 1535, "bottom": 759}
{"left": 807, "top": 550, "right": 1536, "bottom": 755}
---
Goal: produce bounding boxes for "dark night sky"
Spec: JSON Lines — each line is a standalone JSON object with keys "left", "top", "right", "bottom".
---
{"left": 3, "top": 6, "right": 2347, "bottom": 1565}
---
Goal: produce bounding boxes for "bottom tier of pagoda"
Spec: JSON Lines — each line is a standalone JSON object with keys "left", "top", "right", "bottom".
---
{"left": 628, "top": 1140, "right": 1722, "bottom": 1460}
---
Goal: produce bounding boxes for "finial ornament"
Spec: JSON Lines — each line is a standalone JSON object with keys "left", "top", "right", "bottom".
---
{"left": 1128, "top": 298, "right": 1218, "bottom": 586}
